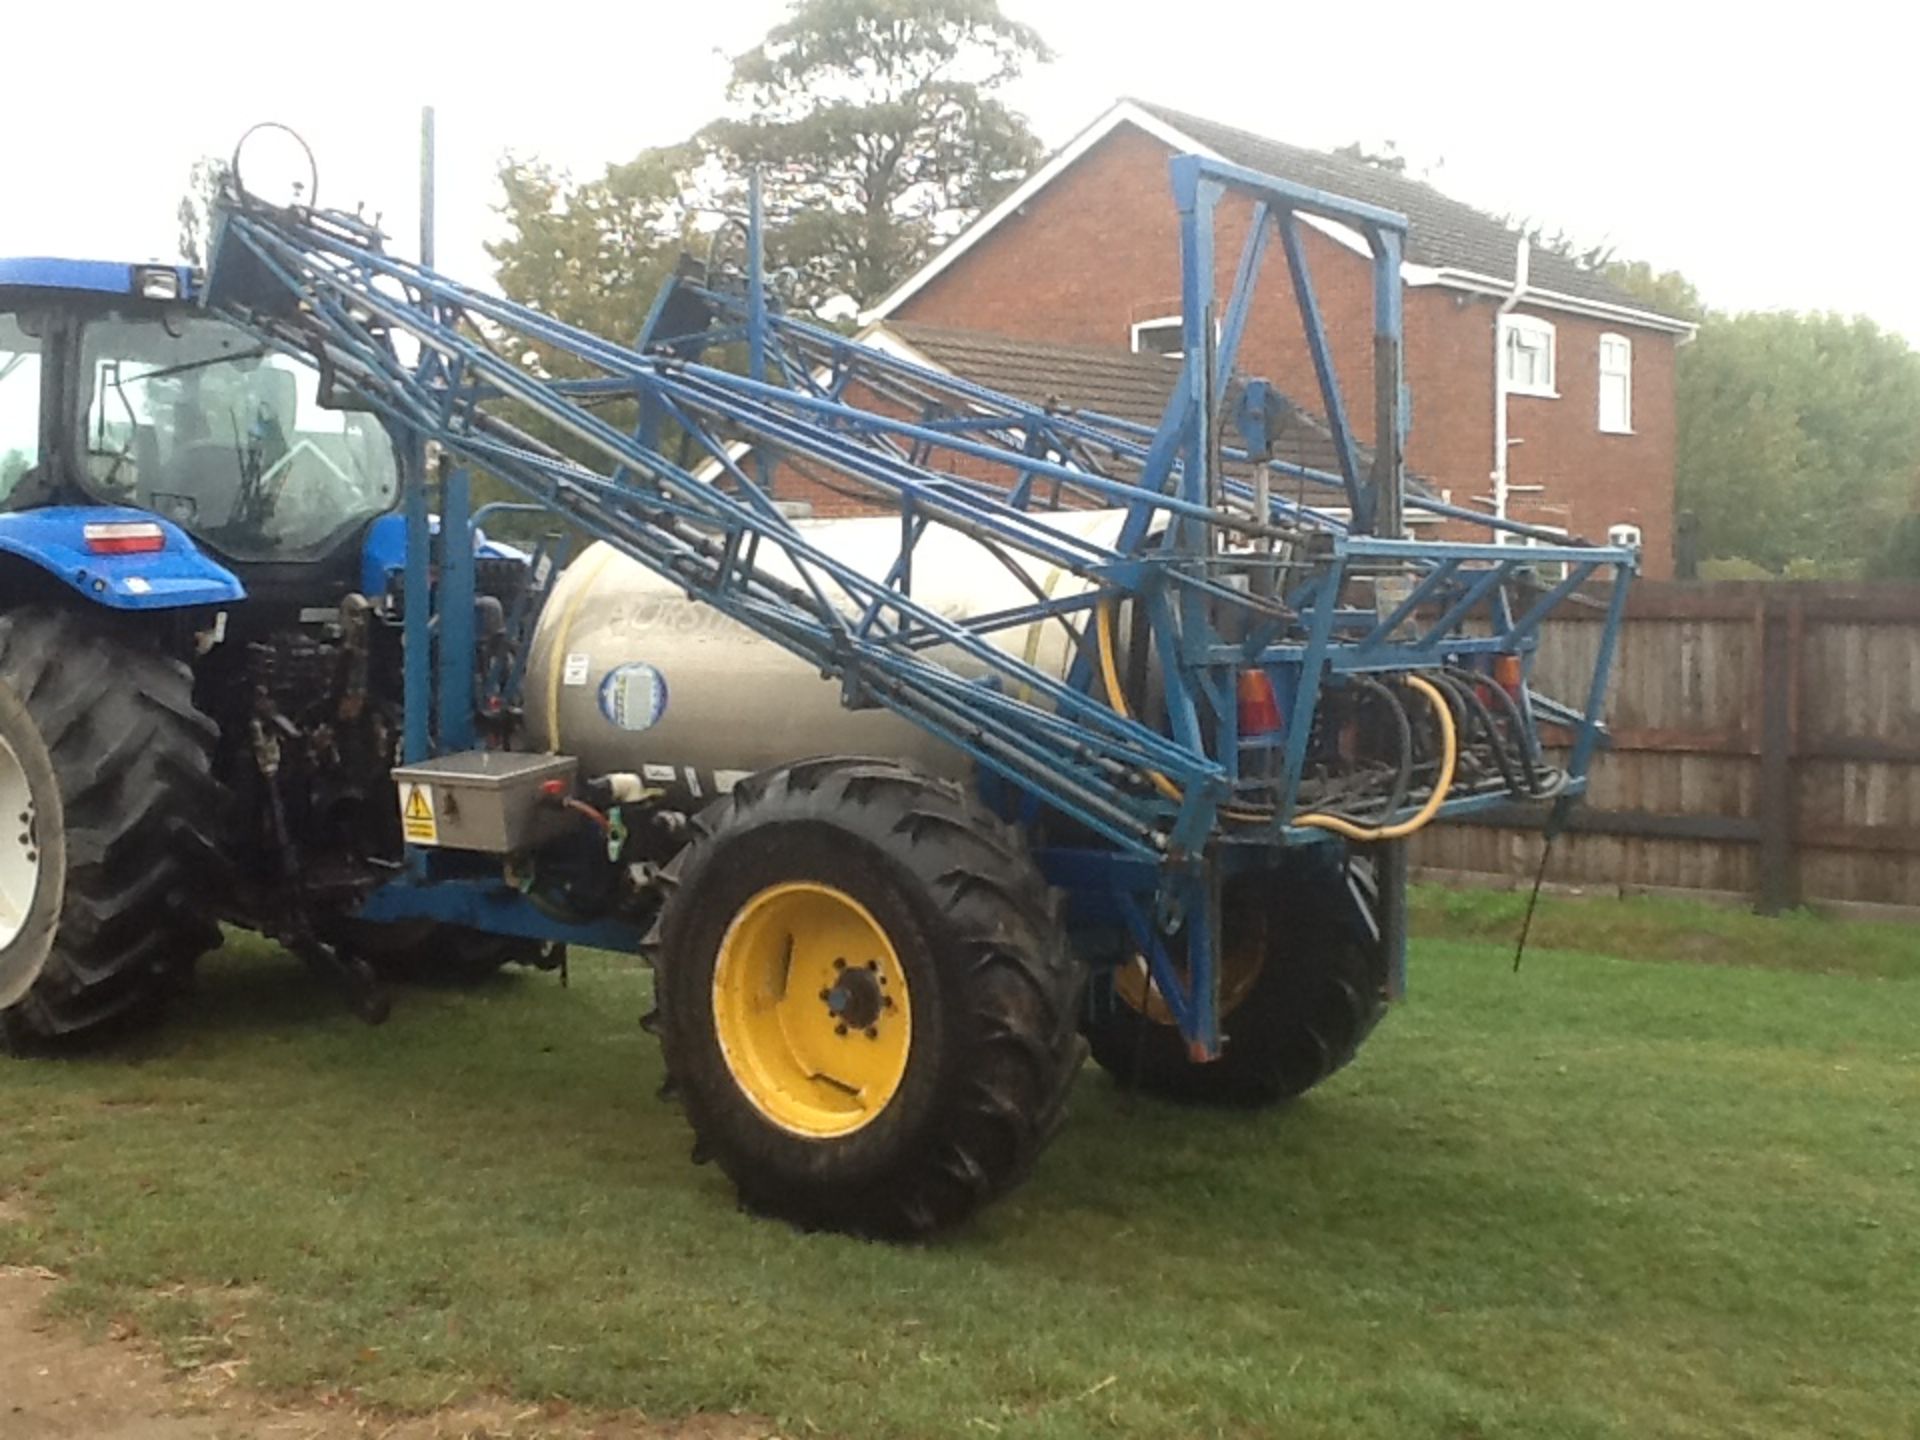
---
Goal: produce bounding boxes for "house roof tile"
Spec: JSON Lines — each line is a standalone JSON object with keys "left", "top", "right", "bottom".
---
{"left": 1129, "top": 100, "right": 1656, "bottom": 315}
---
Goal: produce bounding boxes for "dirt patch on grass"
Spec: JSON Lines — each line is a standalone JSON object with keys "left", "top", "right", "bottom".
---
{"left": 0, "top": 1266, "right": 775, "bottom": 1439}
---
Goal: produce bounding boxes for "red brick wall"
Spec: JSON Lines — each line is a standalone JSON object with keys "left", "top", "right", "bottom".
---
{"left": 893, "top": 122, "right": 1677, "bottom": 577}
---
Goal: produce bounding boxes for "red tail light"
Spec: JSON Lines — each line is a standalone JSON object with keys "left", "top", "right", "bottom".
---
{"left": 83, "top": 521, "right": 165, "bottom": 555}
{"left": 1492, "top": 654, "right": 1524, "bottom": 698}
{"left": 1236, "top": 669, "right": 1283, "bottom": 736}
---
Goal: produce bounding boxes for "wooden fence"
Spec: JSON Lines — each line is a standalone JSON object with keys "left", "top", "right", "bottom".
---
{"left": 1412, "top": 581, "right": 1920, "bottom": 921}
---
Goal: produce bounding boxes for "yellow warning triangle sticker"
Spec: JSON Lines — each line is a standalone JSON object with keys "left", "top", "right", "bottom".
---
{"left": 403, "top": 787, "right": 433, "bottom": 822}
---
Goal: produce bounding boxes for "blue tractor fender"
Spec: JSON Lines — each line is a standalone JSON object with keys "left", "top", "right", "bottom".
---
{"left": 0, "top": 506, "right": 245, "bottom": 610}
{"left": 359, "top": 511, "right": 527, "bottom": 598}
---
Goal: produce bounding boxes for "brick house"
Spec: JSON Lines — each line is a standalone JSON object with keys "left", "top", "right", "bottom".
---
{"left": 860, "top": 99, "right": 1697, "bottom": 576}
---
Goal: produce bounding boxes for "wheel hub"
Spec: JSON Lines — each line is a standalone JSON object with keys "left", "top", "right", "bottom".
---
{"left": 821, "top": 960, "right": 889, "bottom": 1032}
{"left": 711, "top": 882, "right": 913, "bottom": 1138}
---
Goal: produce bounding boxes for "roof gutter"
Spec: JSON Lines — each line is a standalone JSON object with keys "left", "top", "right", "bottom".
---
{"left": 1426, "top": 265, "right": 1697, "bottom": 336}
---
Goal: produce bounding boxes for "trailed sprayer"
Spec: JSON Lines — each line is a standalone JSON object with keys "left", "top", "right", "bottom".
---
{"left": 0, "top": 128, "right": 1630, "bottom": 1235}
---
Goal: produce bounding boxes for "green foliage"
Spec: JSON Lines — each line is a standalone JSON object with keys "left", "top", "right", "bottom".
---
{"left": 0, "top": 450, "right": 28, "bottom": 491}
{"left": 487, "top": 146, "right": 701, "bottom": 371}
{"left": 175, "top": 156, "right": 231, "bottom": 268}
{"left": 701, "top": 0, "right": 1051, "bottom": 309}
{"left": 4, "top": 914, "right": 1918, "bottom": 1438}
{"left": 479, "top": 147, "right": 706, "bottom": 529}
{"left": 1869, "top": 510, "right": 1920, "bottom": 578}
{"left": 1331, "top": 139, "right": 1408, "bottom": 173}
{"left": 1602, "top": 259, "right": 1706, "bottom": 324}
{"left": 1675, "top": 310, "right": 1920, "bottom": 575}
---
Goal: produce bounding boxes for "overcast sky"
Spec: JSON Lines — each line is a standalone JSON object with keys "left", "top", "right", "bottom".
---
{"left": 4, "top": 0, "right": 1916, "bottom": 339}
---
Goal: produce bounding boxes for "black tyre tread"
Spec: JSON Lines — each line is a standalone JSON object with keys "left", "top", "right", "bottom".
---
{"left": 645, "top": 757, "right": 1086, "bottom": 1239}
{"left": 1085, "top": 857, "right": 1389, "bottom": 1107}
{"left": 0, "top": 608, "right": 224, "bottom": 1043}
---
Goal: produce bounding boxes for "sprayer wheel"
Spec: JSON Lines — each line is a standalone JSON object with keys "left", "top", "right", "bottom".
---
{"left": 1085, "top": 851, "right": 1389, "bottom": 1106}
{"left": 645, "top": 757, "right": 1086, "bottom": 1239}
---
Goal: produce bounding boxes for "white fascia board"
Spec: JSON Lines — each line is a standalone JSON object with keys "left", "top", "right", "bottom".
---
{"left": 1430, "top": 267, "right": 1698, "bottom": 336}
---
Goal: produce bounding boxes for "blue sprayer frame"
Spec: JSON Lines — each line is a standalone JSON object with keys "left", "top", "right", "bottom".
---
{"left": 198, "top": 153, "right": 1635, "bottom": 1057}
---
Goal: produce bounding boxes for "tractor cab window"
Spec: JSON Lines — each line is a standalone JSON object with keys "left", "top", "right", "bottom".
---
{"left": 0, "top": 312, "right": 42, "bottom": 503}
{"left": 75, "top": 312, "right": 399, "bottom": 561}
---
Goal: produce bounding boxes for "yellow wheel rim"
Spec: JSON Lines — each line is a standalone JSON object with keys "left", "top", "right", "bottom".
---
{"left": 711, "top": 881, "right": 912, "bottom": 1138}
{"left": 1114, "top": 887, "right": 1268, "bottom": 1026}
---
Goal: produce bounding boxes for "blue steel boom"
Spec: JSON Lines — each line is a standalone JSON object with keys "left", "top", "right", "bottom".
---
{"left": 200, "top": 152, "right": 1633, "bottom": 1062}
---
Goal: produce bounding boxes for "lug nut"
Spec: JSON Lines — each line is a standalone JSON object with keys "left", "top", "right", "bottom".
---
{"left": 835, "top": 1023, "right": 848, "bottom": 1037}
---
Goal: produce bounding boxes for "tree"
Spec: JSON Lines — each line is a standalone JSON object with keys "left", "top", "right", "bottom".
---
{"left": 1331, "top": 140, "right": 1408, "bottom": 174}
{"left": 1603, "top": 260, "right": 1706, "bottom": 325}
{"left": 1674, "top": 311, "right": 1920, "bottom": 576}
{"left": 701, "top": 0, "right": 1051, "bottom": 311}
{"left": 177, "top": 156, "right": 232, "bottom": 268}
{"left": 487, "top": 146, "right": 701, "bottom": 368}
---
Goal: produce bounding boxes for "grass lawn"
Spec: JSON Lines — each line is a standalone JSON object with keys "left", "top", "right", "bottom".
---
{"left": 2, "top": 892, "right": 1917, "bottom": 1439}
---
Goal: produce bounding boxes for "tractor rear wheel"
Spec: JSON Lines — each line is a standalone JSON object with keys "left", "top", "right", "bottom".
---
{"left": 0, "top": 608, "right": 224, "bottom": 1048}
{"left": 647, "top": 758, "right": 1086, "bottom": 1238}
{"left": 1084, "top": 852, "right": 1388, "bottom": 1106}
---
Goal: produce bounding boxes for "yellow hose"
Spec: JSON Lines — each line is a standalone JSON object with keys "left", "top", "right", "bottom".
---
{"left": 1092, "top": 600, "right": 1457, "bottom": 838}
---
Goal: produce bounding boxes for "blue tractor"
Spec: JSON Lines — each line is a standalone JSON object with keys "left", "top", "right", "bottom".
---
{"left": 0, "top": 256, "right": 547, "bottom": 1041}
{"left": 0, "top": 139, "right": 1631, "bottom": 1236}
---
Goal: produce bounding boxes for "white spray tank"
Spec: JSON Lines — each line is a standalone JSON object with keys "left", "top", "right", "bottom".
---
{"left": 524, "top": 508, "right": 1132, "bottom": 800}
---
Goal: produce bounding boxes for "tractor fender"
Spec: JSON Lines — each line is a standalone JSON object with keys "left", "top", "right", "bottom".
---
{"left": 0, "top": 506, "right": 245, "bottom": 611}
{"left": 360, "top": 511, "right": 528, "bottom": 598}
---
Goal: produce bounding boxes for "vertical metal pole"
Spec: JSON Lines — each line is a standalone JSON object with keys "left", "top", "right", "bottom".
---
{"left": 436, "top": 464, "right": 475, "bottom": 753}
{"left": 747, "top": 170, "right": 774, "bottom": 498}
{"left": 1369, "top": 228, "right": 1405, "bottom": 539}
{"left": 1377, "top": 841, "right": 1410, "bottom": 1000}
{"left": 401, "top": 447, "right": 433, "bottom": 764}
{"left": 401, "top": 104, "right": 437, "bottom": 766}
{"left": 419, "top": 106, "right": 436, "bottom": 270}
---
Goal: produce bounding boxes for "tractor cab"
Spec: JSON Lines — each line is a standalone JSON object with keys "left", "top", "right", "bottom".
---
{"left": 0, "top": 258, "right": 399, "bottom": 584}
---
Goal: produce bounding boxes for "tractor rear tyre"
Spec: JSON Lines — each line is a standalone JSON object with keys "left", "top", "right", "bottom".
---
{"left": 647, "top": 758, "right": 1086, "bottom": 1239}
{"left": 0, "top": 608, "right": 224, "bottom": 1048}
{"left": 1084, "top": 853, "right": 1388, "bottom": 1106}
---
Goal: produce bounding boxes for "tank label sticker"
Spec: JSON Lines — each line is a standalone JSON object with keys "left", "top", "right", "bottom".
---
{"left": 642, "top": 762, "right": 678, "bottom": 784}
{"left": 599, "top": 661, "right": 669, "bottom": 731}
{"left": 400, "top": 782, "right": 439, "bottom": 845}
{"left": 562, "top": 652, "right": 591, "bottom": 687}
{"left": 714, "top": 769, "right": 749, "bottom": 795}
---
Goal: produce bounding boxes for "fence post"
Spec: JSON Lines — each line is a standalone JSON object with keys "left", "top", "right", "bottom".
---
{"left": 1755, "top": 595, "right": 1799, "bottom": 913}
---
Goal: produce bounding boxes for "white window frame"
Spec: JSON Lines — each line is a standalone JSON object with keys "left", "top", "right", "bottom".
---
{"left": 1130, "top": 315, "right": 1185, "bottom": 357}
{"left": 1598, "top": 332, "right": 1633, "bottom": 434}
{"left": 1130, "top": 314, "right": 1220, "bottom": 358}
{"left": 1500, "top": 313, "right": 1557, "bottom": 398}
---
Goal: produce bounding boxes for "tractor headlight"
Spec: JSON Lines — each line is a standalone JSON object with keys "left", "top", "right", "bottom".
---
{"left": 135, "top": 266, "right": 181, "bottom": 301}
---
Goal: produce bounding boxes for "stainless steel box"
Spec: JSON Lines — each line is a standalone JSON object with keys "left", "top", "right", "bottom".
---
{"left": 390, "top": 751, "right": 578, "bottom": 854}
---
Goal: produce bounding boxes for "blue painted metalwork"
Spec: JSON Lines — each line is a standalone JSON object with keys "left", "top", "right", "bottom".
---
{"left": 355, "top": 872, "right": 643, "bottom": 951}
{"left": 0, "top": 506, "right": 244, "bottom": 610}
{"left": 434, "top": 465, "right": 476, "bottom": 752}
{"left": 0, "top": 257, "right": 197, "bottom": 299}
{"left": 199, "top": 151, "right": 1634, "bottom": 1056}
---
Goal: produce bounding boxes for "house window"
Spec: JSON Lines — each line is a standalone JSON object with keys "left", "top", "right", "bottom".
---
{"left": 1497, "top": 525, "right": 1571, "bottom": 582}
{"left": 1130, "top": 316, "right": 1185, "bottom": 357}
{"left": 1501, "top": 314, "right": 1556, "bottom": 397}
{"left": 1598, "top": 332, "right": 1632, "bottom": 433}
